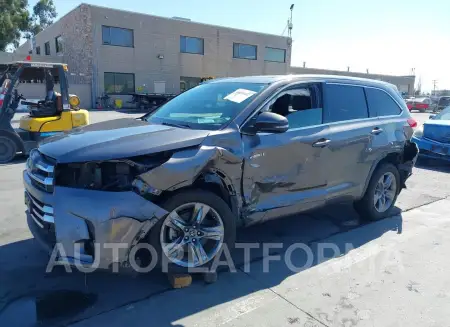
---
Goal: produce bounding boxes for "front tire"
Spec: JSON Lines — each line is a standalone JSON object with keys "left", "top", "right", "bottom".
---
{"left": 0, "top": 136, "right": 17, "bottom": 164}
{"left": 354, "top": 163, "right": 400, "bottom": 221}
{"left": 149, "top": 189, "right": 236, "bottom": 271}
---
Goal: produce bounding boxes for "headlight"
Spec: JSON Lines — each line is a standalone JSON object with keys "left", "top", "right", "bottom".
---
{"left": 413, "top": 126, "right": 423, "bottom": 138}
{"left": 69, "top": 95, "right": 80, "bottom": 109}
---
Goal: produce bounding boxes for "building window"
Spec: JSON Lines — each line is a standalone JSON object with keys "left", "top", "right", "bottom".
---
{"left": 44, "top": 42, "right": 50, "bottom": 55}
{"left": 35, "top": 46, "right": 41, "bottom": 55}
{"left": 233, "top": 43, "right": 257, "bottom": 60}
{"left": 104, "top": 72, "right": 135, "bottom": 94}
{"left": 102, "top": 26, "right": 134, "bottom": 47}
{"left": 265, "top": 47, "right": 286, "bottom": 63}
{"left": 55, "top": 35, "right": 63, "bottom": 54}
{"left": 180, "top": 36, "right": 204, "bottom": 55}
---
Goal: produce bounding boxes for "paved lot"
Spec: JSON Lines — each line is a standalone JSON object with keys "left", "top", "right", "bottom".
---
{"left": 1, "top": 111, "right": 449, "bottom": 326}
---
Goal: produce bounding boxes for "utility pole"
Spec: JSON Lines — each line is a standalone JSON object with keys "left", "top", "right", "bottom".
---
{"left": 432, "top": 80, "right": 438, "bottom": 96}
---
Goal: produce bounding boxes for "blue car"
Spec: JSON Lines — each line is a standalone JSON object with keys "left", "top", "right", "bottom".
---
{"left": 412, "top": 106, "right": 450, "bottom": 162}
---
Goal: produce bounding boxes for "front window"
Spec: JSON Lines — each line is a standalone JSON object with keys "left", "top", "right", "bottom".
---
{"left": 147, "top": 82, "right": 267, "bottom": 130}
{"left": 180, "top": 36, "right": 204, "bottom": 55}
{"left": 265, "top": 47, "right": 286, "bottom": 63}
{"left": 44, "top": 42, "right": 50, "bottom": 55}
{"left": 233, "top": 43, "right": 257, "bottom": 60}
{"left": 102, "top": 26, "right": 134, "bottom": 47}
{"left": 55, "top": 35, "right": 63, "bottom": 54}
{"left": 104, "top": 72, "right": 135, "bottom": 94}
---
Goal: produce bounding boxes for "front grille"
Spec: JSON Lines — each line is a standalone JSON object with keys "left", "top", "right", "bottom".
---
{"left": 423, "top": 125, "right": 450, "bottom": 144}
{"left": 27, "top": 191, "right": 54, "bottom": 226}
{"left": 26, "top": 191, "right": 56, "bottom": 247}
{"left": 26, "top": 150, "right": 55, "bottom": 193}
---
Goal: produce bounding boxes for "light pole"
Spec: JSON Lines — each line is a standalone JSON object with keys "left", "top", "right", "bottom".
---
{"left": 288, "top": 4, "right": 294, "bottom": 39}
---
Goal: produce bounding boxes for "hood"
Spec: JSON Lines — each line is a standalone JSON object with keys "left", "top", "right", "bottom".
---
{"left": 38, "top": 118, "right": 210, "bottom": 163}
{"left": 424, "top": 119, "right": 450, "bottom": 127}
{"left": 423, "top": 120, "right": 450, "bottom": 143}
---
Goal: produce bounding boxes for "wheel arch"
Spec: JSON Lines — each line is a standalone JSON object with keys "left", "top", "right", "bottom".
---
{"left": 361, "top": 150, "right": 405, "bottom": 197}
{"left": 153, "top": 170, "right": 240, "bottom": 224}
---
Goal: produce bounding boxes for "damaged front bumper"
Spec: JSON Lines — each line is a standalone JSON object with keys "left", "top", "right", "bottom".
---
{"left": 23, "top": 170, "right": 168, "bottom": 270}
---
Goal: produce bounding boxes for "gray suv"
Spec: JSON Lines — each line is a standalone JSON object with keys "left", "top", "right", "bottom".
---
{"left": 24, "top": 75, "right": 419, "bottom": 270}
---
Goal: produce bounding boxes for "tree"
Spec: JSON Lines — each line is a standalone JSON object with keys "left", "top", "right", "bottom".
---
{"left": 0, "top": 0, "right": 57, "bottom": 51}
{"left": 26, "top": 0, "right": 57, "bottom": 38}
{"left": 0, "top": 0, "right": 30, "bottom": 51}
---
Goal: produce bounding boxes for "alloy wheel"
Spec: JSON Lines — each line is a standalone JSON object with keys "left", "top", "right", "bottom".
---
{"left": 160, "top": 202, "right": 225, "bottom": 268}
{"left": 373, "top": 172, "right": 397, "bottom": 213}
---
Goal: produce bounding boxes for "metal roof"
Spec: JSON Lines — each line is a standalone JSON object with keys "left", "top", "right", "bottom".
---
{"left": 209, "top": 74, "right": 396, "bottom": 88}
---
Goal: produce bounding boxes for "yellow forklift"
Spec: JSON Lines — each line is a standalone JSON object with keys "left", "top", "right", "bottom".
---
{"left": 0, "top": 61, "right": 89, "bottom": 163}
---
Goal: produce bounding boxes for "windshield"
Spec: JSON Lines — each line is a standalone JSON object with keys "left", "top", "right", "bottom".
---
{"left": 146, "top": 81, "right": 267, "bottom": 130}
{"left": 434, "top": 106, "right": 450, "bottom": 120}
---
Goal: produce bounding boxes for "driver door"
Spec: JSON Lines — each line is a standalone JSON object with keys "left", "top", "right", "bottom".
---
{"left": 241, "top": 83, "right": 330, "bottom": 223}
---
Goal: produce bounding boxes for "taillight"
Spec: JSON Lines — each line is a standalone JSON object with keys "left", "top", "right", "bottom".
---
{"left": 407, "top": 118, "right": 418, "bottom": 128}
{"left": 0, "top": 99, "right": 3, "bottom": 107}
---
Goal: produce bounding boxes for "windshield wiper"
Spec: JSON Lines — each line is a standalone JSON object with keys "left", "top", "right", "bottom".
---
{"left": 160, "top": 121, "right": 192, "bottom": 129}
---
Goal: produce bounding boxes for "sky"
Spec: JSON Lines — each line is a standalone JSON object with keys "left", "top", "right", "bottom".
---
{"left": 28, "top": 0, "right": 450, "bottom": 91}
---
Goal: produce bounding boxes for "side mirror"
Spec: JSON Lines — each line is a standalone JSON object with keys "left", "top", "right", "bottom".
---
{"left": 429, "top": 114, "right": 435, "bottom": 119}
{"left": 254, "top": 112, "right": 289, "bottom": 133}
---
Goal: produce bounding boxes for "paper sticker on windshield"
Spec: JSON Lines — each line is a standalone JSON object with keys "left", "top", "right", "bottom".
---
{"left": 224, "top": 89, "right": 257, "bottom": 103}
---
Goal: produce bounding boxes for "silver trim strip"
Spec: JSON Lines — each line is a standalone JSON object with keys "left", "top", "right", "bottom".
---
{"left": 30, "top": 212, "right": 44, "bottom": 228}
{"left": 36, "top": 162, "right": 54, "bottom": 174}
{"left": 28, "top": 172, "right": 53, "bottom": 186}
{"left": 29, "top": 195, "right": 54, "bottom": 215}
{"left": 32, "top": 208, "right": 55, "bottom": 224}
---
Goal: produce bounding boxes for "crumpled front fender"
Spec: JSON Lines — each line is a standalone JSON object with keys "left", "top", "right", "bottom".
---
{"left": 139, "top": 145, "right": 243, "bottom": 193}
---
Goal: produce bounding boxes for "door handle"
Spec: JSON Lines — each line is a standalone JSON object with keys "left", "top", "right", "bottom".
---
{"left": 371, "top": 127, "right": 383, "bottom": 135}
{"left": 312, "top": 139, "right": 331, "bottom": 148}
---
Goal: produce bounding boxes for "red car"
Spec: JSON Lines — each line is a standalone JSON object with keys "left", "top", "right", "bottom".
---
{"left": 406, "top": 97, "right": 431, "bottom": 112}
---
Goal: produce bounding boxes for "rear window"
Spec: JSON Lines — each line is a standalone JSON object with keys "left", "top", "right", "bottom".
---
{"left": 439, "top": 97, "right": 450, "bottom": 106}
{"left": 324, "top": 84, "right": 368, "bottom": 123}
{"left": 365, "top": 87, "right": 402, "bottom": 117}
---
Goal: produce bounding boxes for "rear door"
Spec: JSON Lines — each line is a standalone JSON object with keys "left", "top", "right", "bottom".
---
{"left": 364, "top": 86, "right": 405, "bottom": 160}
{"left": 322, "top": 83, "right": 380, "bottom": 201}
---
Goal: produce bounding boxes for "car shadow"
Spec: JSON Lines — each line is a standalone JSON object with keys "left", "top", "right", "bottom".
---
{"left": 415, "top": 158, "right": 450, "bottom": 174}
{"left": 0, "top": 205, "right": 403, "bottom": 326}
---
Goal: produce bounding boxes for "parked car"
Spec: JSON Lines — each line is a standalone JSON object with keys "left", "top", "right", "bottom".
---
{"left": 23, "top": 75, "right": 418, "bottom": 270}
{"left": 434, "top": 96, "right": 450, "bottom": 113}
{"left": 412, "top": 106, "right": 450, "bottom": 162}
{"left": 406, "top": 97, "right": 431, "bottom": 112}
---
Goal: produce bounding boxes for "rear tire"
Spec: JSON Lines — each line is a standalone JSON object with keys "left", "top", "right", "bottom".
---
{"left": 148, "top": 189, "right": 236, "bottom": 272}
{"left": 0, "top": 136, "right": 17, "bottom": 164}
{"left": 354, "top": 163, "right": 400, "bottom": 221}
